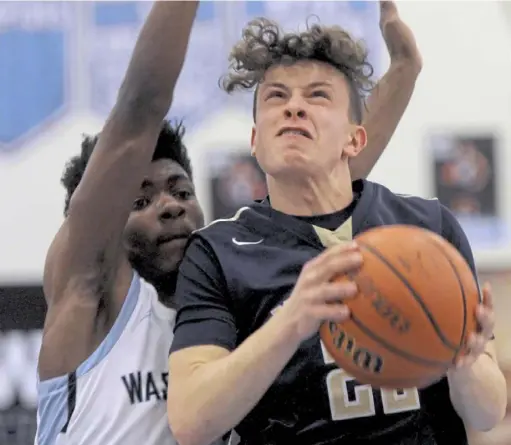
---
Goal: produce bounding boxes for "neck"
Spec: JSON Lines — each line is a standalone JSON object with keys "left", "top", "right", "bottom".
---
{"left": 152, "top": 272, "right": 178, "bottom": 308}
{"left": 267, "top": 165, "right": 354, "bottom": 216}
{"left": 134, "top": 263, "right": 178, "bottom": 308}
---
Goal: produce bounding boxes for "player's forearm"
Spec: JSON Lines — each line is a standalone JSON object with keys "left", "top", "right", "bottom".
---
{"left": 169, "top": 313, "right": 301, "bottom": 445}
{"left": 62, "top": 2, "right": 199, "bottom": 276}
{"left": 447, "top": 354, "right": 507, "bottom": 431}
{"left": 350, "top": 60, "right": 421, "bottom": 180}
{"left": 117, "top": 1, "right": 198, "bottom": 117}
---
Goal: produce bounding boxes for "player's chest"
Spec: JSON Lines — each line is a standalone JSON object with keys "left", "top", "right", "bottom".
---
{"left": 225, "top": 242, "right": 321, "bottom": 338}
{"left": 90, "top": 320, "right": 172, "bottom": 404}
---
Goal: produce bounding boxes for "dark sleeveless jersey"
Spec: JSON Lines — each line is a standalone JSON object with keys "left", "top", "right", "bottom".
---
{"left": 171, "top": 180, "right": 476, "bottom": 445}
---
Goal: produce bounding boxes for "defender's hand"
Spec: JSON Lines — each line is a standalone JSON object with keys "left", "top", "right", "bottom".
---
{"left": 279, "top": 243, "right": 362, "bottom": 344}
{"left": 455, "top": 283, "right": 495, "bottom": 369}
{"left": 380, "top": 1, "right": 422, "bottom": 68}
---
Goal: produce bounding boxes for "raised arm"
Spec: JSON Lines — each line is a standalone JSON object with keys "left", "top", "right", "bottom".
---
{"left": 350, "top": 0, "right": 422, "bottom": 180}
{"left": 40, "top": 1, "right": 198, "bottom": 379}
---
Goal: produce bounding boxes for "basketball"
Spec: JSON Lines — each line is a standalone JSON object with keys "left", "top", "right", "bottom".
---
{"left": 319, "top": 225, "right": 480, "bottom": 390}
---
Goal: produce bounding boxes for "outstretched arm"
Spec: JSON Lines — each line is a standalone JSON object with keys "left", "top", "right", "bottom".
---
{"left": 350, "top": 0, "right": 422, "bottom": 180}
{"left": 41, "top": 1, "right": 198, "bottom": 379}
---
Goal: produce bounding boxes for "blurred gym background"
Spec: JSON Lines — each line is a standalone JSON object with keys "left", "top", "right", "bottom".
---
{"left": 0, "top": 2, "right": 510, "bottom": 444}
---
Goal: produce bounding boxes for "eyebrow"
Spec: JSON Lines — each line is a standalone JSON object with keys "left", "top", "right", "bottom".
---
{"left": 263, "top": 82, "right": 289, "bottom": 91}
{"left": 307, "top": 81, "right": 333, "bottom": 89}
{"left": 141, "top": 174, "right": 189, "bottom": 189}
{"left": 262, "top": 81, "right": 333, "bottom": 91}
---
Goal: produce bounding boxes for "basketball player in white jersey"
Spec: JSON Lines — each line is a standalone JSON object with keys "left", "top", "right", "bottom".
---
{"left": 34, "top": 1, "right": 423, "bottom": 444}
{"left": 35, "top": 2, "right": 202, "bottom": 444}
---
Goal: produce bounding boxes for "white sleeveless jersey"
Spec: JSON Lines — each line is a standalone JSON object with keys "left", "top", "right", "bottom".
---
{"left": 35, "top": 272, "right": 176, "bottom": 445}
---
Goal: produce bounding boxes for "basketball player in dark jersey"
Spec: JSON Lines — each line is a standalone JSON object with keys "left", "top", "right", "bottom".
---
{"left": 36, "top": 1, "right": 427, "bottom": 444}
{"left": 167, "top": 10, "right": 507, "bottom": 445}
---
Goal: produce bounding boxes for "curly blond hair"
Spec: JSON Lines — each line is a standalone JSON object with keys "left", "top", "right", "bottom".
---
{"left": 221, "top": 18, "right": 375, "bottom": 123}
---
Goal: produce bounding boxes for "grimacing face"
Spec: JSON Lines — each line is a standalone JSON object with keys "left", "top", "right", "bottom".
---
{"left": 251, "top": 60, "right": 367, "bottom": 181}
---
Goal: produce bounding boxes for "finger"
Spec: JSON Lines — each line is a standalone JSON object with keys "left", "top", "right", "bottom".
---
{"left": 476, "top": 305, "right": 495, "bottom": 338}
{"left": 481, "top": 283, "right": 493, "bottom": 309}
{"left": 303, "top": 243, "right": 358, "bottom": 274}
{"left": 456, "top": 334, "right": 479, "bottom": 368}
{"left": 302, "top": 247, "right": 362, "bottom": 284}
{"left": 467, "top": 332, "right": 486, "bottom": 357}
{"left": 315, "top": 281, "right": 358, "bottom": 303}
{"left": 315, "top": 243, "right": 363, "bottom": 276}
{"left": 319, "top": 242, "right": 360, "bottom": 261}
{"left": 314, "top": 304, "right": 351, "bottom": 324}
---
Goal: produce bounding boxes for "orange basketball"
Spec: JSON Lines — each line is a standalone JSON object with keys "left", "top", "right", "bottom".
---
{"left": 319, "top": 225, "right": 480, "bottom": 389}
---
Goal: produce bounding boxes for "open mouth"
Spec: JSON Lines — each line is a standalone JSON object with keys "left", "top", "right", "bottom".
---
{"left": 277, "top": 127, "right": 312, "bottom": 139}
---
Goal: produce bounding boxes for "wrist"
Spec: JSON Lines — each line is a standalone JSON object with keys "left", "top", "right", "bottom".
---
{"left": 271, "top": 306, "right": 305, "bottom": 351}
{"left": 447, "top": 353, "right": 492, "bottom": 384}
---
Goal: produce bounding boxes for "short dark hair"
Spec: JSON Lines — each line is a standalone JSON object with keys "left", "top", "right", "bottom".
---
{"left": 221, "top": 18, "right": 375, "bottom": 124}
{"left": 61, "top": 120, "right": 192, "bottom": 215}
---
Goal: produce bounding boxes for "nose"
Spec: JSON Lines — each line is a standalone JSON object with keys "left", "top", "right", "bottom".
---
{"left": 284, "top": 94, "right": 307, "bottom": 120}
{"left": 156, "top": 193, "right": 185, "bottom": 221}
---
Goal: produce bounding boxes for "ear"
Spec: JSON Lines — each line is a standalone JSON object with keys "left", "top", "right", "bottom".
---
{"left": 250, "top": 126, "right": 256, "bottom": 156}
{"left": 343, "top": 125, "right": 367, "bottom": 158}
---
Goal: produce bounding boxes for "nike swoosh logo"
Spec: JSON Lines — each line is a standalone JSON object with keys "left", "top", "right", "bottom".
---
{"left": 232, "top": 237, "right": 263, "bottom": 246}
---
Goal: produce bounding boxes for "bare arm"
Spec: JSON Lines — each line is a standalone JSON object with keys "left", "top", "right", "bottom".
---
{"left": 40, "top": 1, "right": 198, "bottom": 378}
{"left": 448, "top": 341, "right": 507, "bottom": 431}
{"left": 350, "top": 61, "right": 420, "bottom": 180}
{"left": 168, "top": 313, "right": 301, "bottom": 445}
{"left": 350, "top": 0, "right": 422, "bottom": 180}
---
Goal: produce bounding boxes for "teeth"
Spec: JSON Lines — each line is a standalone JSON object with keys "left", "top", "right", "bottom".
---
{"left": 283, "top": 130, "right": 305, "bottom": 136}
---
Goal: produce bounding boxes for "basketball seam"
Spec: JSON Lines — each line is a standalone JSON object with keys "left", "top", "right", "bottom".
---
{"left": 426, "top": 238, "right": 469, "bottom": 361}
{"left": 349, "top": 314, "right": 451, "bottom": 368}
{"left": 358, "top": 241, "right": 459, "bottom": 352}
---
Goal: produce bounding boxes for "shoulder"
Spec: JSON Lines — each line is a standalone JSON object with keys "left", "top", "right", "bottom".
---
{"left": 180, "top": 206, "right": 256, "bottom": 269}
{"left": 372, "top": 181, "right": 440, "bottom": 211}
{"left": 367, "top": 181, "right": 475, "bottom": 270}
{"left": 436, "top": 204, "right": 474, "bottom": 266}
{"left": 367, "top": 181, "right": 442, "bottom": 228}
{"left": 194, "top": 206, "right": 251, "bottom": 235}
{"left": 191, "top": 203, "right": 272, "bottom": 244}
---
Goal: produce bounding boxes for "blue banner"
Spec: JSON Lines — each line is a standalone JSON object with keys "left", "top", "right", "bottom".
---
{"left": 0, "top": 1, "right": 383, "bottom": 152}
{"left": 0, "top": 2, "right": 71, "bottom": 152}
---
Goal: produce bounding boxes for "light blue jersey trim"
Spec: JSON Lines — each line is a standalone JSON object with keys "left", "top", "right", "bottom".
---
{"left": 75, "top": 272, "right": 140, "bottom": 377}
{"left": 36, "top": 272, "right": 140, "bottom": 445}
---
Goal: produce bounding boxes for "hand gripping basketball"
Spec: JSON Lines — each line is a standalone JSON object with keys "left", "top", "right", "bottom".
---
{"left": 454, "top": 283, "right": 495, "bottom": 369}
{"left": 279, "top": 243, "right": 363, "bottom": 344}
{"left": 319, "top": 225, "right": 481, "bottom": 389}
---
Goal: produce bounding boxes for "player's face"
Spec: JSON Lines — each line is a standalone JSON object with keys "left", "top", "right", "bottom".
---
{"left": 123, "top": 159, "right": 204, "bottom": 278}
{"left": 251, "top": 60, "right": 366, "bottom": 180}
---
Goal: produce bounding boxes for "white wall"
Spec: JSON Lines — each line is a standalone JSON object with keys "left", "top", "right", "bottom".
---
{"left": 1, "top": 1, "right": 510, "bottom": 282}
{"left": 0, "top": 113, "right": 103, "bottom": 282}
